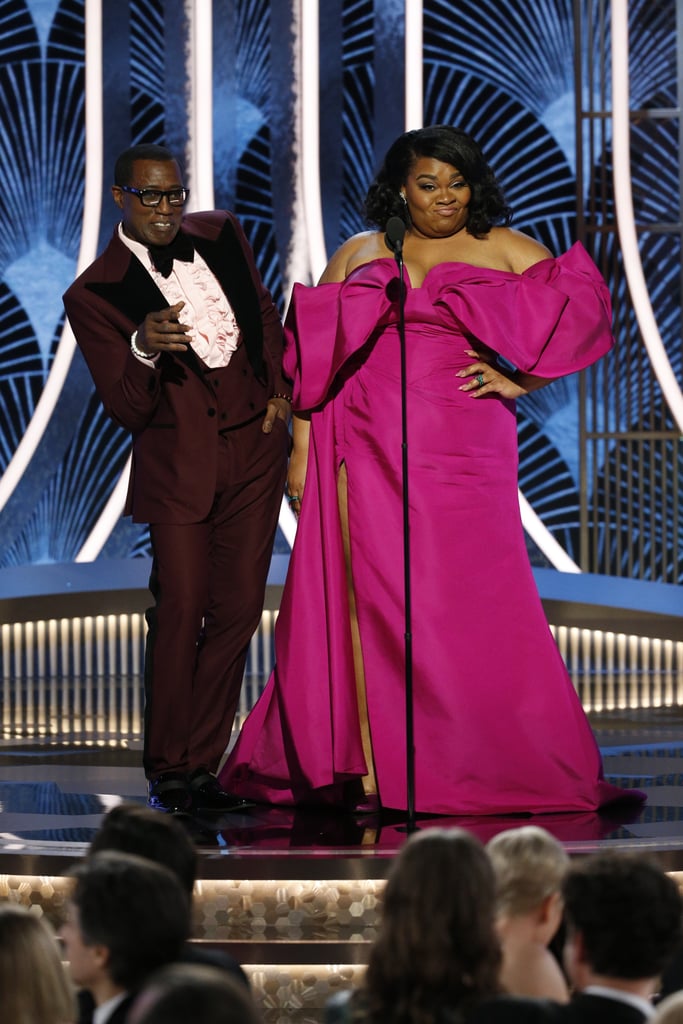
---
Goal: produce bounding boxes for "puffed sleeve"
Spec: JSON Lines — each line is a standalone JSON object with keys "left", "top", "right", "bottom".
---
{"left": 431, "top": 241, "right": 614, "bottom": 378}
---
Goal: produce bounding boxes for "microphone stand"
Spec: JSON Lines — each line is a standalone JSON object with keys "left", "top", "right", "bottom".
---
{"left": 385, "top": 217, "right": 417, "bottom": 833}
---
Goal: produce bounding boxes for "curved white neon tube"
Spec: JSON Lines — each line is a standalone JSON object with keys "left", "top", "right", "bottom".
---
{"left": 79, "top": 3, "right": 584, "bottom": 570}
{"left": 611, "top": 0, "right": 683, "bottom": 432}
{"left": 78, "top": 0, "right": 219, "bottom": 561}
{"left": 300, "top": 0, "right": 327, "bottom": 284}
{"left": 404, "top": 0, "right": 423, "bottom": 129}
{"left": 188, "top": 0, "right": 215, "bottom": 211}
{"left": 76, "top": 456, "right": 131, "bottom": 562}
{"left": 519, "top": 492, "right": 581, "bottom": 574}
{"left": 0, "top": 0, "right": 104, "bottom": 518}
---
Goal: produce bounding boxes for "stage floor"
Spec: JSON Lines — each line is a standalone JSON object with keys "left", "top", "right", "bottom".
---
{"left": 3, "top": 705, "right": 683, "bottom": 865}
{"left": 4, "top": 704, "right": 683, "bottom": 1023}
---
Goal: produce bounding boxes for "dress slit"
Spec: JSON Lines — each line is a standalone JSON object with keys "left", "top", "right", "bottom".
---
{"left": 337, "top": 461, "right": 378, "bottom": 798}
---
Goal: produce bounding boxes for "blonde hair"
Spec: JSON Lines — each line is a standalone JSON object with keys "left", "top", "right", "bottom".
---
{"left": 654, "top": 991, "right": 683, "bottom": 1024}
{"left": 486, "top": 826, "right": 570, "bottom": 917}
{"left": 0, "top": 903, "right": 75, "bottom": 1024}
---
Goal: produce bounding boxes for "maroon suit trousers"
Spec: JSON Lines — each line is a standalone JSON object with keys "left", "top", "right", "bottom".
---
{"left": 143, "top": 412, "right": 288, "bottom": 778}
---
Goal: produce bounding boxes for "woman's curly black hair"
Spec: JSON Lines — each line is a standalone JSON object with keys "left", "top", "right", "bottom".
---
{"left": 362, "top": 125, "right": 511, "bottom": 238}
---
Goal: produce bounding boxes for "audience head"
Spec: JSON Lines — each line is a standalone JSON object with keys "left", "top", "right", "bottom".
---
{"left": 89, "top": 801, "right": 198, "bottom": 896}
{"left": 0, "top": 902, "right": 75, "bottom": 1024}
{"left": 361, "top": 827, "right": 501, "bottom": 1022}
{"left": 562, "top": 851, "right": 683, "bottom": 985}
{"left": 487, "top": 825, "right": 570, "bottom": 917}
{"left": 128, "top": 963, "right": 260, "bottom": 1024}
{"left": 362, "top": 124, "right": 511, "bottom": 237}
{"left": 61, "top": 850, "right": 191, "bottom": 999}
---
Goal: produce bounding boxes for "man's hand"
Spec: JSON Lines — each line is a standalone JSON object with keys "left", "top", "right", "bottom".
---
{"left": 136, "top": 302, "right": 190, "bottom": 355}
{"left": 262, "top": 397, "right": 291, "bottom": 434}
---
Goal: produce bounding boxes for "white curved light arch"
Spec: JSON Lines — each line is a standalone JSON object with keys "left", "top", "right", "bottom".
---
{"left": 405, "top": 1, "right": 579, "bottom": 572}
{"left": 404, "top": 0, "right": 423, "bottom": 129}
{"left": 79, "top": 0, "right": 218, "bottom": 561}
{"left": 300, "top": 0, "right": 327, "bottom": 285}
{"left": 519, "top": 494, "right": 580, "bottom": 574}
{"left": 0, "top": 0, "right": 103, "bottom": 519}
{"left": 79, "top": 1, "right": 590, "bottom": 569}
{"left": 611, "top": 0, "right": 683, "bottom": 432}
{"left": 187, "top": 0, "right": 215, "bottom": 212}
{"left": 79, "top": 1, "right": 300, "bottom": 558}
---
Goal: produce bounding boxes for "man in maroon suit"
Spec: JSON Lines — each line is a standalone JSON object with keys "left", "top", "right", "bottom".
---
{"left": 63, "top": 144, "right": 290, "bottom": 814}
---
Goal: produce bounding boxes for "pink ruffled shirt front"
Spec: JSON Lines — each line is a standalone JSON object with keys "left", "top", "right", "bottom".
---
{"left": 119, "top": 224, "right": 241, "bottom": 368}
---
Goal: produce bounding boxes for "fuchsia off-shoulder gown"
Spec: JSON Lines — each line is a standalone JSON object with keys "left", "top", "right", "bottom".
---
{"left": 219, "top": 243, "right": 641, "bottom": 815}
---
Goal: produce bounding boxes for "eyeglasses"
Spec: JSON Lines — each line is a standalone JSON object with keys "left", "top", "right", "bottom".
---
{"left": 120, "top": 186, "right": 190, "bottom": 207}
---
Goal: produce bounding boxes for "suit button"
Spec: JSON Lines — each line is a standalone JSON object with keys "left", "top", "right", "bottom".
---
{"left": 213, "top": 379, "right": 219, "bottom": 388}
{"left": 208, "top": 408, "right": 216, "bottom": 417}
{"left": 249, "top": 402, "right": 255, "bottom": 410}
{"left": 242, "top": 369, "right": 248, "bottom": 376}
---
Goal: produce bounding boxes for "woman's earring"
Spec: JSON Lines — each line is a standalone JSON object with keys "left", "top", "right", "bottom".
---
{"left": 399, "top": 192, "right": 408, "bottom": 207}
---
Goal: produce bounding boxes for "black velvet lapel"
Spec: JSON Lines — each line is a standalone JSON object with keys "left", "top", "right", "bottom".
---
{"left": 84, "top": 255, "right": 206, "bottom": 382}
{"left": 83, "top": 218, "right": 266, "bottom": 379}
{"left": 84, "top": 256, "right": 169, "bottom": 325}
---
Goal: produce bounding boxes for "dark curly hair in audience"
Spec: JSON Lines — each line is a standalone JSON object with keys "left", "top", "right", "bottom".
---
{"left": 563, "top": 852, "right": 683, "bottom": 979}
{"left": 362, "top": 125, "right": 511, "bottom": 238}
{"left": 352, "top": 828, "right": 502, "bottom": 1024}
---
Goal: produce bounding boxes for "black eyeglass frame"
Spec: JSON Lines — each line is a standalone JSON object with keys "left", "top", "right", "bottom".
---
{"left": 119, "top": 185, "right": 190, "bottom": 207}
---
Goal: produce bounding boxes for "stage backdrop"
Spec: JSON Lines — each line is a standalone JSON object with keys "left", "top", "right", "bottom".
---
{"left": 0, "top": 0, "right": 679, "bottom": 583}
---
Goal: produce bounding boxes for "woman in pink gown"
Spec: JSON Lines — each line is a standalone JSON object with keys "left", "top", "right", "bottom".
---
{"left": 220, "top": 126, "right": 641, "bottom": 816}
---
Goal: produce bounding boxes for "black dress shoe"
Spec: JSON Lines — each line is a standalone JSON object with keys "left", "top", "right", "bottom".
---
{"left": 188, "top": 769, "right": 255, "bottom": 812}
{"left": 148, "top": 772, "right": 192, "bottom": 814}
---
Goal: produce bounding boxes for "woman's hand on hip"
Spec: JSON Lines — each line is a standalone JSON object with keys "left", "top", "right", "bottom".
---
{"left": 456, "top": 349, "right": 528, "bottom": 400}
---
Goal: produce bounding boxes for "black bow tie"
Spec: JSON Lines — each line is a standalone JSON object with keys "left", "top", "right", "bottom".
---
{"left": 147, "top": 232, "right": 195, "bottom": 277}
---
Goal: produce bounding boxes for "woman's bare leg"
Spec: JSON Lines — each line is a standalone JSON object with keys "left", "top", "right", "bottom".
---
{"left": 338, "top": 462, "right": 378, "bottom": 797}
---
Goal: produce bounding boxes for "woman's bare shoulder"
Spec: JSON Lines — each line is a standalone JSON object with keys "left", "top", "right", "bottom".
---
{"left": 318, "top": 231, "right": 386, "bottom": 283}
{"left": 488, "top": 227, "right": 553, "bottom": 273}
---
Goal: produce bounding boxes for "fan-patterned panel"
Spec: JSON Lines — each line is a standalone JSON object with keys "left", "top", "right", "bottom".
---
{"left": 0, "top": 0, "right": 676, "bottom": 582}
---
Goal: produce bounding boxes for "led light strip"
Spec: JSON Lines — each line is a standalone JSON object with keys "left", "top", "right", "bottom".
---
{"left": 611, "top": 0, "right": 683, "bottom": 432}
{"left": 0, "top": 0, "right": 104, "bottom": 518}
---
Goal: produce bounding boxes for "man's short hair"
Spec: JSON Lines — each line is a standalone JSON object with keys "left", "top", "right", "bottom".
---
{"left": 68, "top": 850, "right": 190, "bottom": 991}
{"left": 114, "top": 144, "right": 178, "bottom": 186}
{"left": 487, "top": 825, "right": 570, "bottom": 917}
{"left": 563, "top": 852, "right": 683, "bottom": 979}
{"left": 89, "top": 802, "right": 197, "bottom": 896}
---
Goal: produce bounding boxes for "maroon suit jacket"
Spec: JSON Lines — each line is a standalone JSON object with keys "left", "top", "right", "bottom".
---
{"left": 63, "top": 211, "right": 288, "bottom": 524}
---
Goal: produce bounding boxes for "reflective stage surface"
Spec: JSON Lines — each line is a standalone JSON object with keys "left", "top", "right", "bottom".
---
{"left": 2, "top": 706, "right": 683, "bottom": 859}
{"left": 3, "top": 705, "right": 683, "bottom": 1023}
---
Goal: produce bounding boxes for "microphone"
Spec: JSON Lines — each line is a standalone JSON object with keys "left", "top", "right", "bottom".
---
{"left": 384, "top": 216, "right": 406, "bottom": 258}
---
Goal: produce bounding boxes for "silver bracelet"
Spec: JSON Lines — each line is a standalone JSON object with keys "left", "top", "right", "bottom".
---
{"left": 130, "top": 331, "right": 154, "bottom": 360}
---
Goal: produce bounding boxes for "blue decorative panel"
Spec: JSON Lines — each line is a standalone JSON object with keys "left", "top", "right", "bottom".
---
{"left": 0, "top": 0, "right": 678, "bottom": 581}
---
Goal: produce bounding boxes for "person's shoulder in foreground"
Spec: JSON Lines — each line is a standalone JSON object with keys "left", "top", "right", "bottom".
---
{"left": 326, "top": 989, "right": 560, "bottom": 1024}
{"left": 127, "top": 962, "right": 260, "bottom": 1024}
